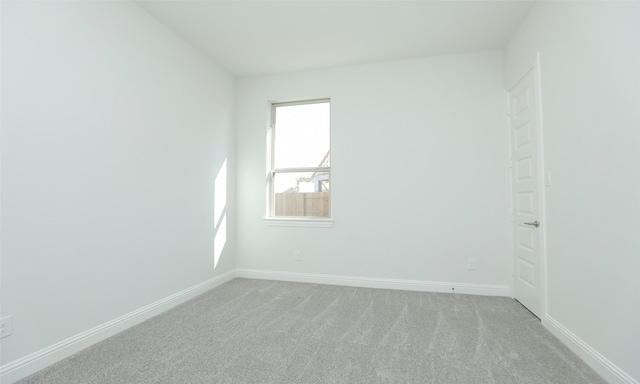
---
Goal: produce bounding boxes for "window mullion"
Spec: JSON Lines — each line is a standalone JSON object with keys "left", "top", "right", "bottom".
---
{"left": 272, "top": 167, "right": 329, "bottom": 174}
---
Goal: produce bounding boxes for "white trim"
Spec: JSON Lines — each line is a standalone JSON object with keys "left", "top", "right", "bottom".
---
{"left": 271, "top": 98, "right": 330, "bottom": 108}
{"left": 4, "top": 270, "right": 634, "bottom": 384}
{"left": 507, "top": 53, "right": 547, "bottom": 319}
{"left": 0, "top": 270, "right": 236, "bottom": 384}
{"left": 504, "top": 90, "right": 515, "bottom": 299}
{"left": 235, "top": 268, "right": 509, "bottom": 297}
{"left": 532, "top": 53, "right": 549, "bottom": 319}
{"left": 268, "top": 99, "right": 332, "bottom": 219}
{"left": 263, "top": 218, "right": 333, "bottom": 228}
{"left": 543, "top": 315, "right": 638, "bottom": 384}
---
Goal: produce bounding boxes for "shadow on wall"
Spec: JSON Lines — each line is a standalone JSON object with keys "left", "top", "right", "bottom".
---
{"left": 214, "top": 159, "right": 227, "bottom": 268}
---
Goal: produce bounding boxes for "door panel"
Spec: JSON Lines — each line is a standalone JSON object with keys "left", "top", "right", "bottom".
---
{"left": 510, "top": 69, "right": 542, "bottom": 318}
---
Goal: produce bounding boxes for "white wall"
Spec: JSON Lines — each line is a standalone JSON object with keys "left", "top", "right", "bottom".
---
{"left": 5, "top": 1, "right": 635, "bottom": 383}
{"left": 505, "top": 2, "right": 640, "bottom": 383}
{"left": 236, "top": 51, "right": 511, "bottom": 290}
{"left": 0, "top": 0, "right": 236, "bottom": 375}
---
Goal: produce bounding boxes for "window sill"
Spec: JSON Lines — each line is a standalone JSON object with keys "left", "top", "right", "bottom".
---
{"left": 263, "top": 217, "right": 334, "bottom": 228}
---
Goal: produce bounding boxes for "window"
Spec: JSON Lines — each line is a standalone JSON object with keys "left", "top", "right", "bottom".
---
{"left": 268, "top": 99, "right": 330, "bottom": 220}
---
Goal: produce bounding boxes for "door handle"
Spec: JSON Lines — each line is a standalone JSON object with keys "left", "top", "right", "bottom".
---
{"left": 524, "top": 220, "right": 540, "bottom": 228}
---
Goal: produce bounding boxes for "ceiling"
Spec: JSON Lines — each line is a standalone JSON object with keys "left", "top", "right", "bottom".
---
{"left": 135, "top": 1, "right": 535, "bottom": 78}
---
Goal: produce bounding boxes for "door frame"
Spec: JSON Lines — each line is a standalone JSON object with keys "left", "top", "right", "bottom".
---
{"left": 506, "top": 53, "right": 548, "bottom": 320}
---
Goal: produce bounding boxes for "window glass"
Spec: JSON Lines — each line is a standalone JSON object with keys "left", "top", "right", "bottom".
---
{"left": 274, "top": 102, "right": 330, "bottom": 169}
{"left": 270, "top": 100, "right": 330, "bottom": 218}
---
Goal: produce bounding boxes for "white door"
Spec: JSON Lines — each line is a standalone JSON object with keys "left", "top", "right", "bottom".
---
{"left": 510, "top": 69, "right": 543, "bottom": 318}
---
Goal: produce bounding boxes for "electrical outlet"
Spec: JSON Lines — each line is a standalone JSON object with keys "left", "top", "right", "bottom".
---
{"left": 294, "top": 251, "right": 301, "bottom": 261}
{"left": 467, "top": 258, "right": 476, "bottom": 270}
{"left": 0, "top": 316, "right": 13, "bottom": 339}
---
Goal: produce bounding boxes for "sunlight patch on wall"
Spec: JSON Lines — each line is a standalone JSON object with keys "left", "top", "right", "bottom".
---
{"left": 214, "top": 159, "right": 227, "bottom": 225}
{"left": 213, "top": 159, "right": 227, "bottom": 268}
{"left": 214, "top": 214, "right": 227, "bottom": 268}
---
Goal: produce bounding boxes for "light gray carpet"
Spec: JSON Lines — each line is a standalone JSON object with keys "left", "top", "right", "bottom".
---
{"left": 18, "top": 278, "right": 605, "bottom": 383}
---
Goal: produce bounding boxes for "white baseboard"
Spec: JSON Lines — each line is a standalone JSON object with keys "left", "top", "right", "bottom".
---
{"left": 543, "top": 315, "right": 638, "bottom": 384}
{"left": 235, "top": 268, "right": 510, "bottom": 297}
{"left": 0, "top": 270, "right": 236, "bottom": 384}
{"left": 7, "top": 269, "right": 634, "bottom": 384}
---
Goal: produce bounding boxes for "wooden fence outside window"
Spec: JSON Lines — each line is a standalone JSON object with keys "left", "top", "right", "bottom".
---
{"left": 275, "top": 192, "right": 330, "bottom": 217}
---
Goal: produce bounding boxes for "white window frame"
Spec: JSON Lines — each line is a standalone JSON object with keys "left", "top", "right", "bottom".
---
{"left": 264, "top": 98, "right": 333, "bottom": 228}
